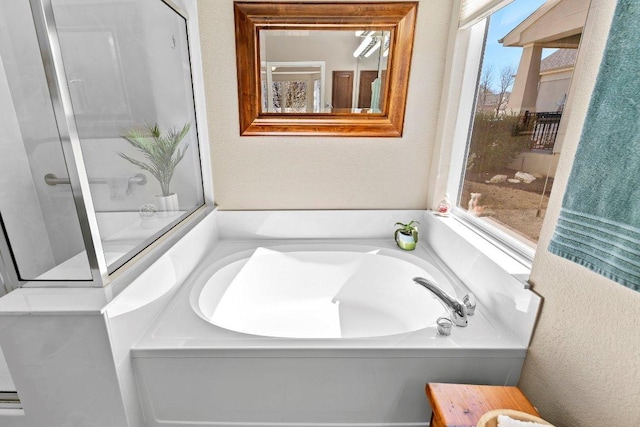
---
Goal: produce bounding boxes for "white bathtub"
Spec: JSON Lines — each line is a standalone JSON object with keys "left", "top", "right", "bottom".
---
{"left": 193, "top": 246, "right": 459, "bottom": 339}
{"left": 132, "top": 239, "right": 528, "bottom": 427}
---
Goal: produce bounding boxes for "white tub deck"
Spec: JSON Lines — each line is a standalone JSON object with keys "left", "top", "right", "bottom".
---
{"left": 133, "top": 238, "right": 523, "bottom": 354}
{"left": 132, "top": 238, "right": 527, "bottom": 427}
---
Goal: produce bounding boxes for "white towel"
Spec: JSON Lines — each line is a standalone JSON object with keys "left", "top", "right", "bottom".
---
{"left": 497, "top": 415, "right": 549, "bottom": 427}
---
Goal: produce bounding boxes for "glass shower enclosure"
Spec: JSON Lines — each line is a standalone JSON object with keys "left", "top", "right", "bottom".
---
{"left": 0, "top": 0, "right": 206, "bottom": 289}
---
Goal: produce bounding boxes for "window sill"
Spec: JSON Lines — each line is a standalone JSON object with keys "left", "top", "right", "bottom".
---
{"left": 425, "top": 211, "right": 532, "bottom": 288}
{"left": 450, "top": 208, "right": 535, "bottom": 271}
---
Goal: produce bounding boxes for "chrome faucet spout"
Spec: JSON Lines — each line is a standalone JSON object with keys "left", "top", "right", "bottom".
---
{"left": 413, "top": 277, "right": 468, "bottom": 327}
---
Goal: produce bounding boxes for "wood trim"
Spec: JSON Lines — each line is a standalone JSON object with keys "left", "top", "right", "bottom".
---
{"left": 233, "top": 2, "right": 418, "bottom": 137}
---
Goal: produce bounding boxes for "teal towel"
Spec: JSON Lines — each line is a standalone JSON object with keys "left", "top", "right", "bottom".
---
{"left": 548, "top": 0, "right": 640, "bottom": 292}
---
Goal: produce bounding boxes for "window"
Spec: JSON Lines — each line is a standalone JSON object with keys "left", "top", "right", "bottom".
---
{"left": 260, "top": 61, "right": 326, "bottom": 113}
{"left": 271, "top": 81, "right": 309, "bottom": 113}
{"left": 448, "top": 0, "right": 589, "bottom": 258}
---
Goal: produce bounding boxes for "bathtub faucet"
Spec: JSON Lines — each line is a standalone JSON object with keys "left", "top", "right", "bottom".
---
{"left": 412, "top": 277, "right": 468, "bottom": 327}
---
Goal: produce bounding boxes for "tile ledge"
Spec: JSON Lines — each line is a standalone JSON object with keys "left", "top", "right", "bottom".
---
{"left": 0, "top": 288, "right": 108, "bottom": 315}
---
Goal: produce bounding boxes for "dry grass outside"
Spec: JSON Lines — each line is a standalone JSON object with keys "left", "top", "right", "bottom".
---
{"left": 461, "top": 111, "right": 555, "bottom": 243}
{"left": 460, "top": 180, "right": 550, "bottom": 243}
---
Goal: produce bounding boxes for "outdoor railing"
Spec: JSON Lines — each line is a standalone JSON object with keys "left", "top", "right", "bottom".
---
{"left": 518, "top": 111, "right": 562, "bottom": 151}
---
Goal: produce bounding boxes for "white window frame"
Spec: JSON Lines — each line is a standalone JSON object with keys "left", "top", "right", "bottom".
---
{"left": 437, "top": 16, "right": 535, "bottom": 268}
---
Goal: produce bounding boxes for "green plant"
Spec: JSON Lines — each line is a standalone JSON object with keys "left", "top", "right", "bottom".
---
{"left": 395, "top": 220, "right": 419, "bottom": 240}
{"left": 119, "top": 122, "right": 190, "bottom": 196}
{"left": 466, "top": 112, "right": 530, "bottom": 174}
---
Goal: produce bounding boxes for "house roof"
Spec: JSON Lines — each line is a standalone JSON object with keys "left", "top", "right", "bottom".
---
{"left": 500, "top": 0, "right": 587, "bottom": 49}
{"left": 540, "top": 48, "right": 578, "bottom": 73}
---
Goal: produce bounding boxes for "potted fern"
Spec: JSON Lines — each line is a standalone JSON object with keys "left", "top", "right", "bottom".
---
{"left": 119, "top": 122, "right": 190, "bottom": 214}
{"left": 394, "top": 220, "right": 419, "bottom": 251}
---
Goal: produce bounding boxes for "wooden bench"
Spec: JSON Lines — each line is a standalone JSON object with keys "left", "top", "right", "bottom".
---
{"left": 426, "top": 383, "right": 540, "bottom": 427}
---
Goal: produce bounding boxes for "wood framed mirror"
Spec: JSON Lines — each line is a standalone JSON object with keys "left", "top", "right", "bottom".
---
{"left": 234, "top": 2, "right": 418, "bottom": 137}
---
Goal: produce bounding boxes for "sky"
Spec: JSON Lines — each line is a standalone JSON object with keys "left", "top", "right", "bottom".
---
{"left": 482, "top": 0, "right": 550, "bottom": 90}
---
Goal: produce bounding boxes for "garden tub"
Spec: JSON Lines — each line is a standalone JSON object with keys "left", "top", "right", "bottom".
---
{"left": 132, "top": 241, "right": 527, "bottom": 427}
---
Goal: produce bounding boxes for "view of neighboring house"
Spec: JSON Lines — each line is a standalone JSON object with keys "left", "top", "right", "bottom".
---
{"left": 501, "top": 0, "right": 589, "bottom": 177}
{"left": 537, "top": 48, "right": 577, "bottom": 112}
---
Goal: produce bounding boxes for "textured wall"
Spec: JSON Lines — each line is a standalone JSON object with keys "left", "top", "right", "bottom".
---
{"left": 198, "top": 0, "right": 453, "bottom": 210}
{"left": 519, "top": 0, "right": 640, "bottom": 425}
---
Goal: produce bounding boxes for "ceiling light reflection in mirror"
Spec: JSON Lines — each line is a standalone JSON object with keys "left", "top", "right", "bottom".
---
{"left": 259, "top": 29, "right": 391, "bottom": 114}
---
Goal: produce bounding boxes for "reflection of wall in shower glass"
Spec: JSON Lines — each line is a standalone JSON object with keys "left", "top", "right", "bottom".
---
{"left": 0, "top": 1, "right": 90, "bottom": 280}
{"left": 51, "top": 0, "right": 205, "bottom": 273}
{"left": 58, "top": 29, "right": 133, "bottom": 134}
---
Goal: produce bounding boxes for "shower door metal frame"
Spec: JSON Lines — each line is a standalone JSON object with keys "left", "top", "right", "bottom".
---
{"left": 29, "top": 0, "right": 108, "bottom": 287}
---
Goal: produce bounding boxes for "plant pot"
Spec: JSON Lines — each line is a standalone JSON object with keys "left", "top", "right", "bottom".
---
{"left": 155, "top": 193, "right": 179, "bottom": 217}
{"left": 395, "top": 230, "right": 417, "bottom": 251}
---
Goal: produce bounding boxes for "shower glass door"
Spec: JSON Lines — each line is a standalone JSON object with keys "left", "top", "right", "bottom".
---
{"left": 50, "top": 0, "right": 205, "bottom": 274}
{"left": 0, "top": 1, "right": 91, "bottom": 282}
{"left": 0, "top": 0, "right": 206, "bottom": 287}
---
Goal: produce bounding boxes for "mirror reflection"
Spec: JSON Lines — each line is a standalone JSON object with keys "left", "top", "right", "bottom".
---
{"left": 233, "top": 1, "right": 417, "bottom": 136}
{"left": 260, "top": 30, "right": 390, "bottom": 114}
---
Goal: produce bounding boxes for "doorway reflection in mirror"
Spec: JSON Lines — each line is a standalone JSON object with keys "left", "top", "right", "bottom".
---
{"left": 259, "top": 30, "right": 390, "bottom": 114}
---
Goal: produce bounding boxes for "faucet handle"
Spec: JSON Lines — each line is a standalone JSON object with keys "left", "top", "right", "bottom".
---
{"left": 463, "top": 293, "right": 477, "bottom": 316}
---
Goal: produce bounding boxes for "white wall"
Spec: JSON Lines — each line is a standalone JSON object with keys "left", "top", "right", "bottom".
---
{"left": 0, "top": 312, "right": 129, "bottom": 427}
{"left": 518, "top": 0, "right": 640, "bottom": 425}
{"left": 536, "top": 69, "right": 573, "bottom": 112}
{"left": 199, "top": 0, "right": 452, "bottom": 210}
{"left": 508, "top": 151, "right": 559, "bottom": 178}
